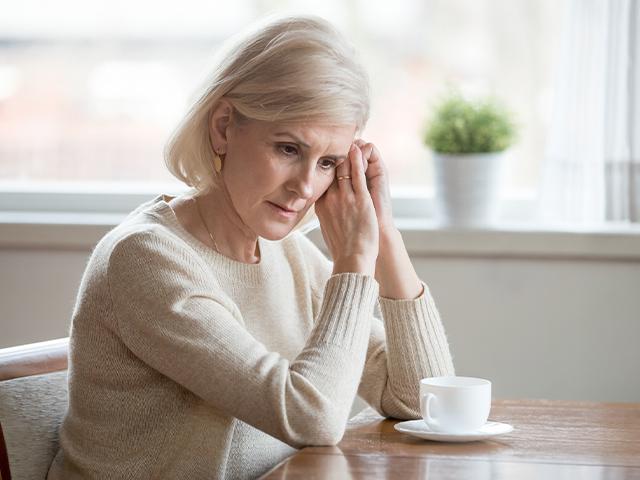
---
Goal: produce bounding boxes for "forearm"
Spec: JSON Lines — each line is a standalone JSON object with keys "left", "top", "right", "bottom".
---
{"left": 375, "top": 227, "right": 423, "bottom": 300}
{"left": 358, "top": 293, "right": 456, "bottom": 419}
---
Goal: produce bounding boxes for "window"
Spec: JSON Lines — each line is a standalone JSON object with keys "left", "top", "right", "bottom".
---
{"left": 0, "top": 0, "right": 566, "bottom": 211}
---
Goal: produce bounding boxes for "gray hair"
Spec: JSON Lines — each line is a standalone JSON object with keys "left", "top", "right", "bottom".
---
{"left": 163, "top": 15, "right": 370, "bottom": 233}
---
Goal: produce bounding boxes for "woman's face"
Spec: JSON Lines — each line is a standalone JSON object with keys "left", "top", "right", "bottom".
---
{"left": 221, "top": 116, "right": 356, "bottom": 241}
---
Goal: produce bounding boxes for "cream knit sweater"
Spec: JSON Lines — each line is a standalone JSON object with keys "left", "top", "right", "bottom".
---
{"left": 47, "top": 194, "right": 455, "bottom": 480}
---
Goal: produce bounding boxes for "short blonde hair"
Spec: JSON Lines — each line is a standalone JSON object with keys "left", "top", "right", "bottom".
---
{"left": 163, "top": 14, "right": 370, "bottom": 232}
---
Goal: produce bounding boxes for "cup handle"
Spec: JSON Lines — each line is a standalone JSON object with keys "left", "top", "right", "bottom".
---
{"left": 420, "top": 393, "right": 439, "bottom": 429}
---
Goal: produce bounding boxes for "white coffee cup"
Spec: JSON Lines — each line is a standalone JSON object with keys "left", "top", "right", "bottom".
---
{"left": 419, "top": 376, "right": 491, "bottom": 433}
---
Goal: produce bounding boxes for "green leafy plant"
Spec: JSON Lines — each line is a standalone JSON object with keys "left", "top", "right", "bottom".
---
{"left": 424, "top": 93, "right": 517, "bottom": 154}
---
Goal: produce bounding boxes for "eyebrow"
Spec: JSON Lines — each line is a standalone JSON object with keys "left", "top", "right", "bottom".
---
{"left": 273, "top": 132, "right": 347, "bottom": 160}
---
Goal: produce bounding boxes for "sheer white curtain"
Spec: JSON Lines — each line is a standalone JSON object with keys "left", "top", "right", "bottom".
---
{"left": 538, "top": 0, "right": 640, "bottom": 225}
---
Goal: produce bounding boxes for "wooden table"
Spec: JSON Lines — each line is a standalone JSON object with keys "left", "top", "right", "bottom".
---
{"left": 261, "top": 399, "right": 640, "bottom": 479}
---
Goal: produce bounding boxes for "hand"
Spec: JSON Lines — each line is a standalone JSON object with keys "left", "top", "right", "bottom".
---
{"left": 353, "top": 141, "right": 422, "bottom": 299}
{"left": 315, "top": 144, "right": 379, "bottom": 276}
{"left": 353, "top": 139, "right": 394, "bottom": 232}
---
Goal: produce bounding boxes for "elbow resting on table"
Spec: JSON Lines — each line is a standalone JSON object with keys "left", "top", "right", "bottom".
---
{"left": 306, "top": 422, "right": 345, "bottom": 447}
{"left": 281, "top": 404, "right": 347, "bottom": 449}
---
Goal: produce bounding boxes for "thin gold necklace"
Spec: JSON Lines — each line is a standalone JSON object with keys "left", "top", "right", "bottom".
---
{"left": 194, "top": 196, "right": 220, "bottom": 253}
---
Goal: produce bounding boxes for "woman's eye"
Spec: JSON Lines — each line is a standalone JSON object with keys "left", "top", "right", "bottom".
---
{"left": 318, "top": 159, "right": 337, "bottom": 170}
{"left": 279, "top": 144, "right": 298, "bottom": 156}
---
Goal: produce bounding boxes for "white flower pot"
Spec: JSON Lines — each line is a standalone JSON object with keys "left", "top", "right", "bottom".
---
{"left": 432, "top": 152, "right": 504, "bottom": 227}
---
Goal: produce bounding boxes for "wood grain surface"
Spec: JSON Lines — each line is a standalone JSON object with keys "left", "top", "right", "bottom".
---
{"left": 261, "top": 399, "right": 640, "bottom": 479}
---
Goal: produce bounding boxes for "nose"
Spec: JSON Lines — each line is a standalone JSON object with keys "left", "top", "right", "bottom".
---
{"left": 287, "top": 162, "right": 315, "bottom": 200}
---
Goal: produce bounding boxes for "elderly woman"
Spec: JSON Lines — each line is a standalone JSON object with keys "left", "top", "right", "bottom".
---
{"left": 47, "top": 14, "right": 454, "bottom": 480}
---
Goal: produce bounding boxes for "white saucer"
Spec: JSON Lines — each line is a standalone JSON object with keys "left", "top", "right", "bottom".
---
{"left": 394, "top": 420, "right": 514, "bottom": 442}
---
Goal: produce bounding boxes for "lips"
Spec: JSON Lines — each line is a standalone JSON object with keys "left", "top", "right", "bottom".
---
{"left": 269, "top": 202, "right": 298, "bottom": 213}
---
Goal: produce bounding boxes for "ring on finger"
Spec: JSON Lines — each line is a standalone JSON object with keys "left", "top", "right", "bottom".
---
{"left": 337, "top": 175, "right": 352, "bottom": 181}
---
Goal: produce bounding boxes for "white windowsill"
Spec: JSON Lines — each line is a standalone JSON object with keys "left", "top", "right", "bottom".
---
{"left": 1, "top": 210, "right": 639, "bottom": 260}
{"left": 1, "top": 184, "right": 639, "bottom": 260}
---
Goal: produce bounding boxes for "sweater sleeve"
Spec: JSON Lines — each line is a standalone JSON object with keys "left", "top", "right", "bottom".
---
{"left": 106, "top": 230, "right": 379, "bottom": 449}
{"left": 295, "top": 232, "right": 455, "bottom": 420}
{"left": 358, "top": 285, "right": 456, "bottom": 419}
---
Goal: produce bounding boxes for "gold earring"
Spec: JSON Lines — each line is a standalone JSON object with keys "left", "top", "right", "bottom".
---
{"left": 213, "top": 153, "right": 223, "bottom": 173}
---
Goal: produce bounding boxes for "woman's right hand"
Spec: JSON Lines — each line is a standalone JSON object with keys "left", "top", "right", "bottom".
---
{"left": 315, "top": 143, "right": 379, "bottom": 277}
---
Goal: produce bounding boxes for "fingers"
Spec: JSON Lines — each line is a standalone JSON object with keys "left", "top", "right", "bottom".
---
{"left": 336, "top": 144, "right": 354, "bottom": 193}
{"left": 336, "top": 145, "right": 353, "bottom": 177}
{"left": 354, "top": 139, "right": 373, "bottom": 171}
{"left": 334, "top": 142, "right": 373, "bottom": 198}
{"left": 349, "top": 144, "right": 368, "bottom": 197}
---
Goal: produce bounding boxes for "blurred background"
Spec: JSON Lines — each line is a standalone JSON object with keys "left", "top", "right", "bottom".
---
{"left": 1, "top": 0, "right": 639, "bottom": 405}
{"left": 0, "top": 0, "right": 562, "bottom": 193}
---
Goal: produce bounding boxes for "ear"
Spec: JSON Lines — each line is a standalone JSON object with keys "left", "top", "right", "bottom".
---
{"left": 208, "top": 99, "right": 234, "bottom": 154}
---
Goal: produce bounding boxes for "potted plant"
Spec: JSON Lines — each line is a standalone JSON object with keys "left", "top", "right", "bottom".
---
{"left": 423, "top": 92, "right": 517, "bottom": 227}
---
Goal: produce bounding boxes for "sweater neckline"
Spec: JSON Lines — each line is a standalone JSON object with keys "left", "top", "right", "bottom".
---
{"left": 145, "top": 194, "right": 277, "bottom": 286}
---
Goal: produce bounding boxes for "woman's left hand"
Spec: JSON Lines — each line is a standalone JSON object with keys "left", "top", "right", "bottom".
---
{"left": 354, "top": 139, "right": 395, "bottom": 233}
